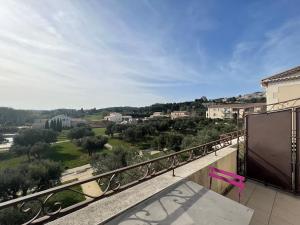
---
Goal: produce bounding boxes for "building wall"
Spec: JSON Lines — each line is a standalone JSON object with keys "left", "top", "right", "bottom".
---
{"left": 49, "top": 115, "right": 71, "bottom": 128}
{"left": 32, "top": 119, "right": 47, "bottom": 129}
{"left": 171, "top": 111, "right": 189, "bottom": 119}
{"left": 187, "top": 147, "right": 237, "bottom": 194}
{"left": 104, "top": 113, "right": 123, "bottom": 123}
{"left": 264, "top": 77, "right": 300, "bottom": 109}
{"left": 206, "top": 107, "right": 236, "bottom": 119}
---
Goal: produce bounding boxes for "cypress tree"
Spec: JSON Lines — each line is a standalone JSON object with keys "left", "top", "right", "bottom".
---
{"left": 58, "top": 119, "right": 62, "bottom": 132}
{"left": 45, "top": 120, "right": 49, "bottom": 129}
{"left": 50, "top": 120, "right": 54, "bottom": 130}
{"left": 54, "top": 119, "right": 58, "bottom": 131}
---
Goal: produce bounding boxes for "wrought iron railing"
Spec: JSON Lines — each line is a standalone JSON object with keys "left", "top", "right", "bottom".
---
{"left": 0, "top": 130, "right": 244, "bottom": 225}
{"left": 242, "top": 97, "right": 300, "bottom": 116}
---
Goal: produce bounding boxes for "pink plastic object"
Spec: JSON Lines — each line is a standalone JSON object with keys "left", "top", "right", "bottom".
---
{"left": 208, "top": 166, "right": 245, "bottom": 202}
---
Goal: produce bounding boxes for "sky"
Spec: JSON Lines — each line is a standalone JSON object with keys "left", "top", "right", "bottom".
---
{"left": 0, "top": 0, "right": 300, "bottom": 110}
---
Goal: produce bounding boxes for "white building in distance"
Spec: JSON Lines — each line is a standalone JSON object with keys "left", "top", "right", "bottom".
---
{"left": 171, "top": 111, "right": 190, "bottom": 120}
{"left": 49, "top": 115, "right": 71, "bottom": 128}
{"left": 32, "top": 115, "right": 87, "bottom": 129}
{"left": 206, "top": 103, "right": 265, "bottom": 119}
{"left": 104, "top": 113, "right": 133, "bottom": 124}
{"left": 150, "top": 112, "right": 169, "bottom": 119}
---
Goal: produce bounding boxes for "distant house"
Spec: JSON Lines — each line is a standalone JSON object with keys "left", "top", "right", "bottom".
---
{"left": 206, "top": 103, "right": 265, "bottom": 119}
{"left": 150, "top": 112, "right": 169, "bottom": 119}
{"left": 104, "top": 112, "right": 123, "bottom": 123}
{"left": 261, "top": 65, "right": 300, "bottom": 109}
{"left": 32, "top": 119, "right": 48, "bottom": 129}
{"left": 121, "top": 115, "right": 133, "bottom": 124}
{"left": 104, "top": 113, "right": 133, "bottom": 124}
{"left": 70, "top": 118, "right": 87, "bottom": 127}
{"left": 171, "top": 111, "right": 190, "bottom": 120}
{"left": 49, "top": 115, "right": 71, "bottom": 128}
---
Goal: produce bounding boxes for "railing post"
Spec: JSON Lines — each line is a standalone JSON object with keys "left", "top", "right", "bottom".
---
{"left": 237, "top": 109, "right": 240, "bottom": 174}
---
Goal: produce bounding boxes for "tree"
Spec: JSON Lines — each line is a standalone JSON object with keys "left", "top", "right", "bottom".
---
{"left": 79, "top": 136, "right": 108, "bottom": 156}
{"left": 13, "top": 129, "right": 57, "bottom": 146}
{"left": 50, "top": 120, "right": 55, "bottom": 130}
{"left": 57, "top": 119, "right": 62, "bottom": 132}
{"left": 0, "top": 133, "right": 5, "bottom": 144}
{"left": 45, "top": 120, "right": 49, "bottom": 129}
{"left": 91, "top": 146, "right": 142, "bottom": 173}
{"left": 0, "top": 160, "right": 61, "bottom": 202}
{"left": 11, "top": 142, "right": 51, "bottom": 161}
{"left": 11, "top": 145, "right": 31, "bottom": 161}
{"left": 67, "top": 126, "right": 94, "bottom": 139}
{"left": 30, "top": 142, "right": 51, "bottom": 160}
{"left": 105, "top": 122, "right": 115, "bottom": 137}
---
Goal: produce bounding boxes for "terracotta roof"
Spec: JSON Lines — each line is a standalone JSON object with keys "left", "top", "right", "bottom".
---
{"left": 261, "top": 66, "right": 300, "bottom": 86}
{"left": 207, "top": 103, "right": 265, "bottom": 109}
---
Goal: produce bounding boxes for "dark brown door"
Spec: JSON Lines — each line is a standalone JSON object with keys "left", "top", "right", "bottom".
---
{"left": 246, "top": 110, "right": 292, "bottom": 190}
{"left": 296, "top": 108, "right": 300, "bottom": 193}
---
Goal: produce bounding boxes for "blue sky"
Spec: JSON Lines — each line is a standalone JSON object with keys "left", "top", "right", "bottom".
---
{"left": 0, "top": 0, "right": 300, "bottom": 109}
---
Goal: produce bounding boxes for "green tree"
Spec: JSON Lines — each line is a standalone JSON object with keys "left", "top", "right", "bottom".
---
{"left": 105, "top": 122, "right": 115, "bottom": 137}
{"left": 50, "top": 120, "right": 55, "bottom": 130}
{"left": 79, "top": 136, "right": 108, "bottom": 156}
{"left": 67, "top": 126, "right": 94, "bottom": 139}
{"left": 30, "top": 142, "right": 51, "bottom": 160}
{"left": 56, "top": 119, "right": 62, "bottom": 132}
{"left": 11, "top": 145, "right": 31, "bottom": 161}
{"left": 92, "top": 146, "right": 142, "bottom": 173}
{"left": 45, "top": 120, "right": 49, "bottom": 129}
{"left": 13, "top": 129, "right": 57, "bottom": 146}
{"left": 0, "top": 160, "right": 61, "bottom": 202}
{"left": 0, "top": 133, "right": 5, "bottom": 144}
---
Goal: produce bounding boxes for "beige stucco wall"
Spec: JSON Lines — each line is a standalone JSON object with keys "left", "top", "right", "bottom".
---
{"left": 187, "top": 149, "right": 237, "bottom": 194}
{"left": 206, "top": 107, "right": 244, "bottom": 119}
{"left": 206, "top": 107, "right": 231, "bottom": 119}
{"left": 264, "top": 75, "right": 300, "bottom": 109}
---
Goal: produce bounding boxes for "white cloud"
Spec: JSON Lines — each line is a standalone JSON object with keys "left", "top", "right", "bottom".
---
{"left": 0, "top": 0, "right": 204, "bottom": 109}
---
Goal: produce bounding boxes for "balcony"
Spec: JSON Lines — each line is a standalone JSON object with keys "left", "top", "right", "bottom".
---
{"left": 47, "top": 135, "right": 246, "bottom": 225}
{"left": 2, "top": 123, "right": 300, "bottom": 225}
{"left": 227, "top": 180, "right": 300, "bottom": 225}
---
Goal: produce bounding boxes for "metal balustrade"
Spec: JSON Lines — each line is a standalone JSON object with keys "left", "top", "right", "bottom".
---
{"left": 0, "top": 130, "right": 244, "bottom": 225}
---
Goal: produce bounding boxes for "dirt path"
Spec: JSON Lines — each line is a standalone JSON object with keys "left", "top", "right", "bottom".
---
{"left": 61, "top": 164, "right": 102, "bottom": 199}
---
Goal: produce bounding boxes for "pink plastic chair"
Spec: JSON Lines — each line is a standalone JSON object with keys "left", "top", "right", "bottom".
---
{"left": 208, "top": 166, "right": 245, "bottom": 202}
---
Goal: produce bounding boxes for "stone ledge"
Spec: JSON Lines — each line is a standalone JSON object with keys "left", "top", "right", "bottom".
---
{"left": 47, "top": 144, "right": 237, "bottom": 225}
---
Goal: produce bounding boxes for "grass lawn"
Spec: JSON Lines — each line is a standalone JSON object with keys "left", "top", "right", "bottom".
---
{"left": 47, "top": 142, "right": 90, "bottom": 169}
{"left": 92, "top": 128, "right": 106, "bottom": 136}
{"left": 57, "top": 130, "right": 69, "bottom": 141}
{"left": 92, "top": 127, "right": 132, "bottom": 148}
{"left": 48, "top": 185, "right": 85, "bottom": 208}
{"left": 84, "top": 113, "right": 104, "bottom": 121}
{"left": 0, "top": 142, "right": 90, "bottom": 170}
{"left": 0, "top": 152, "right": 27, "bottom": 170}
{"left": 108, "top": 138, "right": 132, "bottom": 148}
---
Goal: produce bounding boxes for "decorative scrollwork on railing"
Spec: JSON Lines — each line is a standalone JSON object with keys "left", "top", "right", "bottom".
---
{"left": 0, "top": 130, "right": 244, "bottom": 225}
{"left": 43, "top": 193, "right": 63, "bottom": 216}
{"left": 19, "top": 199, "right": 43, "bottom": 225}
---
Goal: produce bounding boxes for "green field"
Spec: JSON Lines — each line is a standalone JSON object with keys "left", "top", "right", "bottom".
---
{"left": 108, "top": 138, "right": 132, "bottom": 148}
{"left": 84, "top": 113, "right": 104, "bottom": 121}
{"left": 0, "top": 152, "right": 26, "bottom": 170}
{"left": 49, "top": 185, "right": 85, "bottom": 208}
{"left": 92, "top": 128, "right": 132, "bottom": 148}
{"left": 57, "top": 130, "right": 69, "bottom": 141}
{"left": 92, "top": 128, "right": 106, "bottom": 136}
{"left": 47, "top": 142, "right": 90, "bottom": 169}
{"left": 0, "top": 128, "right": 134, "bottom": 171}
{"left": 0, "top": 141, "right": 90, "bottom": 170}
